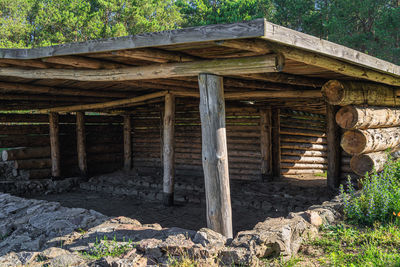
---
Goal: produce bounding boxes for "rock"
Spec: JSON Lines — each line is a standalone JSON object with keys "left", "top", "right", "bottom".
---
{"left": 142, "top": 223, "right": 162, "bottom": 230}
{"left": 308, "top": 208, "right": 337, "bottom": 224}
{"left": 219, "top": 247, "right": 259, "bottom": 266}
{"left": 305, "top": 211, "right": 323, "bottom": 227}
{"left": 231, "top": 216, "right": 316, "bottom": 259}
{"left": 40, "top": 247, "right": 72, "bottom": 259}
{"left": 49, "top": 253, "right": 84, "bottom": 267}
{"left": 0, "top": 253, "right": 23, "bottom": 267}
{"left": 193, "top": 228, "right": 227, "bottom": 249}
{"left": 137, "top": 238, "right": 163, "bottom": 259}
{"left": 159, "top": 234, "right": 195, "bottom": 255}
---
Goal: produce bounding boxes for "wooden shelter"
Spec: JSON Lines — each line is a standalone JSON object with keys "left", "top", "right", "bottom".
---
{"left": 1, "top": 19, "right": 399, "bottom": 237}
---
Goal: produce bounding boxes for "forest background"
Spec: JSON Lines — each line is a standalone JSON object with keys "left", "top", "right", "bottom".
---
{"left": 0, "top": 0, "right": 399, "bottom": 64}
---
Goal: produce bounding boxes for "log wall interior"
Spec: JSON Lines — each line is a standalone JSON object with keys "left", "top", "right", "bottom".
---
{"left": 0, "top": 113, "right": 123, "bottom": 179}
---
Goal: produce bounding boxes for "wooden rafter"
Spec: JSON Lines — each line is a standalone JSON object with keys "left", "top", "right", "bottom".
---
{"left": 38, "top": 91, "right": 168, "bottom": 113}
{"left": 111, "top": 48, "right": 198, "bottom": 63}
{"left": 42, "top": 55, "right": 126, "bottom": 69}
{"left": 0, "top": 55, "right": 281, "bottom": 82}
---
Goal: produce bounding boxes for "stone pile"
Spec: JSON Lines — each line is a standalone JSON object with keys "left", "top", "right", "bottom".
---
{"left": 0, "top": 192, "right": 343, "bottom": 266}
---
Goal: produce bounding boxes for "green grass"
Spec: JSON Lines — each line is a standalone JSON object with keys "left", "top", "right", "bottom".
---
{"left": 81, "top": 236, "right": 134, "bottom": 260}
{"left": 288, "top": 222, "right": 400, "bottom": 266}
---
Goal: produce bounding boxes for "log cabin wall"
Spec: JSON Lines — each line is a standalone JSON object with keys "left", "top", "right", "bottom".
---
{"left": 279, "top": 110, "right": 328, "bottom": 176}
{"left": 0, "top": 113, "right": 123, "bottom": 179}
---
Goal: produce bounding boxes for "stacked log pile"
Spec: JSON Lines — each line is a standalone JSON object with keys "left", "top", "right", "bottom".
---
{"left": 280, "top": 110, "right": 327, "bottom": 176}
{"left": 0, "top": 113, "right": 123, "bottom": 179}
{"left": 322, "top": 80, "right": 400, "bottom": 176}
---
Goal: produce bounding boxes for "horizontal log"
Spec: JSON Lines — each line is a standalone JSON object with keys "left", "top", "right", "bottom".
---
{"left": 341, "top": 127, "right": 400, "bottom": 155}
{"left": 280, "top": 135, "right": 326, "bottom": 144}
{"left": 39, "top": 91, "right": 168, "bottom": 113}
{"left": 14, "top": 168, "right": 52, "bottom": 179}
{"left": 281, "top": 156, "right": 328, "bottom": 164}
{"left": 281, "top": 169, "right": 325, "bottom": 175}
{"left": 14, "top": 158, "right": 52, "bottom": 170}
{"left": 281, "top": 162, "right": 327, "bottom": 169}
{"left": 281, "top": 149, "right": 327, "bottom": 157}
{"left": 2, "top": 146, "right": 51, "bottom": 161}
{"left": 336, "top": 105, "right": 400, "bottom": 130}
{"left": 280, "top": 127, "right": 326, "bottom": 137}
{"left": 322, "top": 80, "right": 399, "bottom": 106}
{"left": 0, "top": 125, "right": 49, "bottom": 135}
{"left": 0, "top": 113, "right": 123, "bottom": 123}
{"left": 1, "top": 55, "right": 281, "bottom": 82}
{"left": 281, "top": 142, "right": 327, "bottom": 151}
{"left": 0, "top": 135, "right": 50, "bottom": 148}
{"left": 350, "top": 151, "right": 400, "bottom": 176}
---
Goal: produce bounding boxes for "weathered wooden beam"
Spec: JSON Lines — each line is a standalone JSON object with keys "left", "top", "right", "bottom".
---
{"left": 198, "top": 73, "right": 232, "bottom": 238}
{"left": 0, "top": 55, "right": 281, "bottom": 81}
{"left": 217, "top": 38, "right": 400, "bottom": 86}
{"left": 76, "top": 112, "right": 88, "bottom": 177}
{"left": 123, "top": 115, "right": 132, "bottom": 171}
{"left": 0, "top": 81, "right": 133, "bottom": 98}
{"left": 326, "top": 104, "right": 341, "bottom": 189}
{"left": 0, "top": 94, "right": 110, "bottom": 103}
{"left": 38, "top": 91, "right": 168, "bottom": 113}
{"left": 163, "top": 93, "right": 175, "bottom": 206}
{"left": 240, "top": 73, "right": 326, "bottom": 87}
{"left": 2, "top": 147, "right": 51, "bottom": 161}
{"left": 260, "top": 108, "right": 272, "bottom": 180}
{"left": 112, "top": 48, "right": 198, "bottom": 63}
{"left": 49, "top": 112, "right": 61, "bottom": 178}
{"left": 171, "top": 90, "right": 322, "bottom": 99}
{"left": 271, "top": 108, "right": 281, "bottom": 178}
{"left": 336, "top": 105, "right": 400, "bottom": 130}
{"left": 322, "top": 80, "right": 400, "bottom": 106}
{"left": 0, "top": 58, "right": 50, "bottom": 69}
{"left": 42, "top": 55, "right": 125, "bottom": 69}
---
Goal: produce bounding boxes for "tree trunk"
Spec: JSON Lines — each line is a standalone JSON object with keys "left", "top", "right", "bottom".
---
{"left": 322, "top": 80, "right": 398, "bottom": 106}
{"left": 336, "top": 105, "right": 400, "bottom": 129}
{"left": 198, "top": 73, "right": 233, "bottom": 238}
{"left": 341, "top": 127, "right": 400, "bottom": 155}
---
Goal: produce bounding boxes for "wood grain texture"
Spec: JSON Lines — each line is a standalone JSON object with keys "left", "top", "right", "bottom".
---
{"left": 198, "top": 74, "right": 232, "bottom": 238}
{"left": 271, "top": 108, "right": 281, "bottom": 178}
{"left": 123, "top": 115, "right": 132, "bottom": 171}
{"left": 76, "top": 112, "right": 88, "bottom": 177}
{"left": 0, "top": 55, "right": 279, "bottom": 81}
{"left": 49, "top": 112, "right": 61, "bottom": 178}
{"left": 163, "top": 94, "right": 175, "bottom": 206}
{"left": 260, "top": 108, "right": 272, "bottom": 180}
{"left": 326, "top": 104, "right": 341, "bottom": 189}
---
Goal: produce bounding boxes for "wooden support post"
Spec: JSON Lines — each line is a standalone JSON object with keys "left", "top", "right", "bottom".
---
{"left": 198, "top": 73, "right": 233, "bottom": 238}
{"left": 123, "top": 115, "right": 132, "bottom": 171}
{"left": 326, "top": 103, "right": 341, "bottom": 189}
{"left": 163, "top": 93, "right": 175, "bottom": 206}
{"left": 271, "top": 108, "right": 281, "bottom": 178}
{"left": 260, "top": 108, "right": 272, "bottom": 180}
{"left": 76, "top": 112, "right": 88, "bottom": 177}
{"left": 49, "top": 112, "right": 61, "bottom": 178}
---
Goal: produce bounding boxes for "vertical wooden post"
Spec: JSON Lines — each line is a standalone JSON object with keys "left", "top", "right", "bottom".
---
{"left": 198, "top": 73, "right": 233, "bottom": 238}
{"left": 76, "top": 112, "right": 88, "bottom": 177}
{"left": 163, "top": 93, "right": 175, "bottom": 206}
{"left": 326, "top": 103, "right": 341, "bottom": 189}
{"left": 49, "top": 112, "right": 61, "bottom": 178}
{"left": 123, "top": 115, "right": 132, "bottom": 171}
{"left": 260, "top": 108, "right": 272, "bottom": 180}
{"left": 271, "top": 108, "right": 281, "bottom": 178}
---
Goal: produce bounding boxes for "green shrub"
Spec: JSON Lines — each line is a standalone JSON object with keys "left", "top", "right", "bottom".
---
{"left": 340, "top": 158, "right": 400, "bottom": 226}
{"left": 81, "top": 236, "right": 134, "bottom": 260}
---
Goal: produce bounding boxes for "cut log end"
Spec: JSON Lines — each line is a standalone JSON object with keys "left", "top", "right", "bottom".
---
{"left": 336, "top": 105, "right": 358, "bottom": 129}
{"left": 341, "top": 130, "right": 367, "bottom": 155}
{"left": 321, "top": 80, "right": 344, "bottom": 105}
{"left": 350, "top": 154, "right": 375, "bottom": 176}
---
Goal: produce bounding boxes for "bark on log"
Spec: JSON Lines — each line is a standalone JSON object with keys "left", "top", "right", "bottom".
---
{"left": 336, "top": 105, "right": 400, "bottom": 130}
{"left": 163, "top": 93, "right": 175, "bottom": 206}
{"left": 322, "top": 80, "right": 399, "bottom": 106}
{"left": 281, "top": 169, "right": 324, "bottom": 175}
{"left": 199, "top": 73, "right": 232, "bottom": 238}
{"left": 2, "top": 146, "right": 51, "bottom": 161}
{"left": 341, "top": 127, "right": 400, "bottom": 155}
{"left": 350, "top": 150, "right": 400, "bottom": 176}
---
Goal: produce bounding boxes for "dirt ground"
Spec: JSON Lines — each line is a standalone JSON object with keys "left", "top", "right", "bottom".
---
{"left": 31, "top": 174, "right": 332, "bottom": 234}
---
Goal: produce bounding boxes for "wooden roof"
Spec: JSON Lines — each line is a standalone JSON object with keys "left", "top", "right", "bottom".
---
{"left": 0, "top": 19, "right": 399, "bottom": 114}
